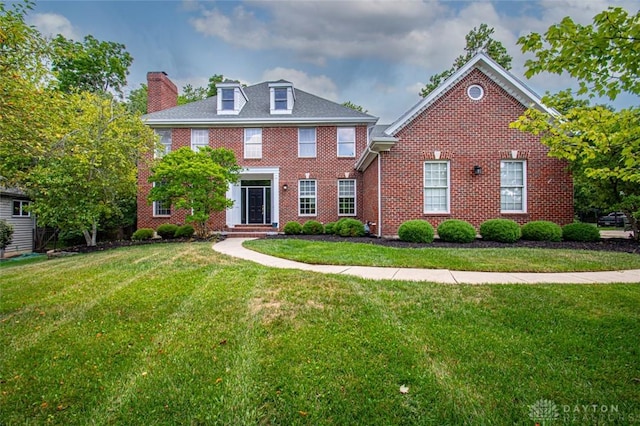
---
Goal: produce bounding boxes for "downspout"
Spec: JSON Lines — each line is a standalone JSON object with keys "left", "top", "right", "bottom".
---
{"left": 377, "top": 150, "right": 382, "bottom": 238}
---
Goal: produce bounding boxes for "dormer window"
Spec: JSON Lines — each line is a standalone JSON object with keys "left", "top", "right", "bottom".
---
{"left": 269, "top": 81, "right": 294, "bottom": 114}
{"left": 217, "top": 82, "right": 247, "bottom": 115}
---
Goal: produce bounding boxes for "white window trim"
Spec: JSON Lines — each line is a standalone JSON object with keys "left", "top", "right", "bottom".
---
{"left": 337, "top": 127, "right": 356, "bottom": 158}
{"left": 423, "top": 161, "right": 450, "bottom": 214}
{"left": 298, "top": 128, "right": 317, "bottom": 158}
{"left": 12, "top": 200, "right": 31, "bottom": 217}
{"left": 269, "top": 82, "right": 294, "bottom": 114}
{"left": 190, "top": 129, "right": 209, "bottom": 152}
{"left": 337, "top": 179, "right": 357, "bottom": 216}
{"left": 154, "top": 129, "right": 172, "bottom": 158}
{"left": 152, "top": 182, "right": 171, "bottom": 217}
{"left": 298, "top": 179, "right": 317, "bottom": 217}
{"left": 500, "top": 160, "right": 527, "bottom": 213}
{"left": 244, "top": 128, "right": 263, "bottom": 159}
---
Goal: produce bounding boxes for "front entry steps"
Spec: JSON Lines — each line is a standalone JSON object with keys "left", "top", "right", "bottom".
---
{"left": 222, "top": 224, "right": 279, "bottom": 238}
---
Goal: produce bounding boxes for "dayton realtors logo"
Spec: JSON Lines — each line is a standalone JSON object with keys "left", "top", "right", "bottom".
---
{"left": 528, "top": 399, "right": 560, "bottom": 424}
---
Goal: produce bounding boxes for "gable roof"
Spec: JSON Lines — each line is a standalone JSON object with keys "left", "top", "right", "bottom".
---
{"left": 142, "top": 81, "right": 377, "bottom": 126}
{"left": 384, "top": 52, "right": 557, "bottom": 136}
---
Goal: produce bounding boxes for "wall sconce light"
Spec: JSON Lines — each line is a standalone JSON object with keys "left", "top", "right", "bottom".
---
{"left": 282, "top": 184, "right": 288, "bottom": 191}
{"left": 473, "top": 165, "right": 482, "bottom": 175}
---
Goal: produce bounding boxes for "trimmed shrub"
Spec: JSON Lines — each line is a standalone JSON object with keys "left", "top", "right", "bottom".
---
{"left": 333, "top": 218, "right": 349, "bottom": 235}
{"left": 174, "top": 224, "right": 195, "bottom": 238}
{"left": 132, "top": 228, "right": 154, "bottom": 241}
{"left": 521, "top": 221, "right": 562, "bottom": 242}
{"left": 302, "top": 220, "right": 324, "bottom": 235}
{"left": 156, "top": 224, "right": 179, "bottom": 239}
{"left": 324, "top": 222, "right": 336, "bottom": 234}
{"left": 398, "top": 219, "right": 434, "bottom": 243}
{"left": 562, "top": 223, "right": 601, "bottom": 242}
{"left": 337, "top": 219, "right": 365, "bottom": 237}
{"left": 283, "top": 221, "right": 302, "bottom": 235}
{"left": 437, "top": 219, "right": 476, "bottom": 243}
{"left": 479, "top": 219, "right": 521, "bottom": 243}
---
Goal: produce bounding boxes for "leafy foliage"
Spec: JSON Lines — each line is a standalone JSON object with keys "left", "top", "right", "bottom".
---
{"left": 437, "top": 219, "right": 476, "bottom": 243}
{"left": 302, "top": 220, "right": 324, "bottom": 235}
{"left": 177, "top": 74, "right": 224, "bottom": 104}
{"left": 479, "top": 219, "right": 521, "bottom": 243}
{"left": 562, "top": 223, "right": 601, "bottom": 242}
{"left": 420, "top": 24, "right": 512, "bottom": 97}
{"left": 521, "top": 221, "right": 562, "bottom": 242}
{"left": 174, "top": 224, "right": 195, "bottom": 238}
{"left": 341, "top": 101, "right": 367, "bottom": 113}
{"left": 131, "top": 228, "right": 154, "bottom": 241}
{"left": 283, "top": 221, "right": 302, "bottom": 235}
{"left": 156, "top": 224, "right": 178, "bottom": 239}
{"left": 398, "top": 220, "right": 434, "bottom": 243}
{"left": 336, "top": 219, "right": 365, "bottom": 237}
{"left": 127, "top": 83, "right": 148, "bottom": 114}
{"left": 0, "top": 219, "right": 14, "bottom": 256}
{"left": 324, "top": 222, "right": 336, "bottom": 234}
{"left": 148, "top": 147, "right": 240, "bottom": 238}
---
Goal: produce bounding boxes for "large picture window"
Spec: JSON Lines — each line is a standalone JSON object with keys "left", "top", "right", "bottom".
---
{"left": 338, "top": 180, "right": 356, "bottom": 216}
{"left": 298, "top": 128, "right": 316, "bottom": 158}
{"left": 424, "top": 161, "right": 449, "bottom": 213}
{"left": 501, "top": 160, "right": 526, "bottom": 212}
{"left": 191, "top": 129, "right": 208, "bottom": 151}
{"left": 244, "top": 128, "right": 262, "bottom": 159}
{"left": 337, "top": 127, "right": 355, "bottom": 157}
{"left": 298, "top": 180, "right": 317, "bottom": 216}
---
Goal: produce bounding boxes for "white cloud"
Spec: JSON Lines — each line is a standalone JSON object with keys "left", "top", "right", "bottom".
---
{"left": 28, "top": 13, "right": 80, "bottom": 40}
{"left": 261, "top": 68, "right": 339, "bottom": 101}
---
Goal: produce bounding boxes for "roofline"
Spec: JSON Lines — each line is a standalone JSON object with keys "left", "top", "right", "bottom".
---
{"left": 143, "top": 116, "right": 379, "bottom": 127}
{"left": 385, "top": 52, "right": 557, "bottom": 136}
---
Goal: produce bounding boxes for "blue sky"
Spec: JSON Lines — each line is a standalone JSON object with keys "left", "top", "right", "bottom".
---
{"left": 26, "top": 0, "right": 638, "bottom": 122}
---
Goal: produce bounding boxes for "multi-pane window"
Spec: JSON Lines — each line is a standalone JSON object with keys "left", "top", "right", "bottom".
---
{"left": 12, "top": 200, "right": 30, "bottom": 217}
{"left": 298, "top": 128, "right": 316, "bottom": 158}
{"left": 221, "top": 88, "right": 234, "bottom": 110}
{"left": 501, "top": 160, "right": 526, "bottom": 212}
{"left": 244, "top": 128, "right": 262, "bottom": 159}
{"left": 424, "top": 161, "right": 449, "bottom": 213}
{"left": 338, "top": 180, "right": 356, "bottom": 216}
{"left": 274, "top": 88, "right": 287, "bottom": 110}
{"left": 299, "top": 180, "right": 317, "bottom": 216}
{"left": 191, "top": 129, "right": 208, "bottom": 151}
{"left": 153, "top": 200, "right": 171, "bottom": 217}
{"left": 154, "top": 129, "right": 172, "bottom": 158}
{"left": 337, "top": 127, "right": 355, "bottom": 157}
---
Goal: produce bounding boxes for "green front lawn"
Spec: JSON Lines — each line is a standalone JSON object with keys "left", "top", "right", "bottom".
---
{"left": 243, "top": 238, "right": 640, "bottom": 272}
{"left": 1, "top": 243, "right": 639, "bottom": 424}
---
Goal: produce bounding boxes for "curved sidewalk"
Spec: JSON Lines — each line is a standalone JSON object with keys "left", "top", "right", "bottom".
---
{"left": 213, "top": 238, "right": 640, "bottom": 285}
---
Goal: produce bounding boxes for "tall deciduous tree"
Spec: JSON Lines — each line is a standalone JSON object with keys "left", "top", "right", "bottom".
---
{"left": 148, "top": 147, "right": 240, "bottom": 238}
{"left": 127, "top": 83, "right": 148, "bottom": 115}
{"left": 420, "top": 23, "right": 512, "bottom": 97}
{"left": 177, "top": 74, "right": 225, "bottom": 105}
{"left": 512, "top": 7, "right": 640, "bottom": 239}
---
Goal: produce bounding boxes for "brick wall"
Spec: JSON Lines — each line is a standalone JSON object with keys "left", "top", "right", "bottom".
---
{"left": 379, "top": 69, "right": 573, "bottom": 237}
{"left": 147, "top": 72, "right": 177, "bottom": 113}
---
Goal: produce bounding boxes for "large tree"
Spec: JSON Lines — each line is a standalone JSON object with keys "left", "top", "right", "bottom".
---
{"left": 177, "top": 74, "right": 225, "bottom": 105}
{"left": 512, "top": 7, "right": 640, "bottom": 239}
{"left": 148, "top": 147, "right": 240, "bottom": 238}
{"left": 420, "top": 23, "right": 512, "bottom": 97}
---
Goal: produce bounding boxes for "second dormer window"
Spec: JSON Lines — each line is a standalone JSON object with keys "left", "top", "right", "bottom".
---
{"left": 221, "top": 88, "right": 234, "bottom": 110}
{"left": 274, "top": 88, "right": 287, "bottom": 110}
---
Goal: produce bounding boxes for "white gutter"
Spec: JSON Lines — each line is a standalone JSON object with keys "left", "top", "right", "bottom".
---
{"left": 142, "top": 116, "right": 378, "bottom": 127}
{"left": 377, "top": 150, "right": 382, "bottom": 238}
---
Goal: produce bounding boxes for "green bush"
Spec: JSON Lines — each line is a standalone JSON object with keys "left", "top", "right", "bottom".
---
{"left": 333, "top": 218, "right": 349, "bottom": 235}
{"left": 156, "top": 224, "right": 179, "bottom": 239}
{"left": 0, "top": 219, "right": 14, "bottom": 254}
{"left": 521, "top": 221, "right": 562, "bottom": 242}
{"left": 337, "top": 219, "right": 365, "bottom": 237}
{"left": 302, "top": 220, "right": 324, "bottom": 235}
{"left": 437, "top": 219, "right": 476, "bottom": 243}
{"left": 479, "top": 219, "right": 521, "bottom": 243}
{"left": 283, "top": 221, "right": 302, "bottom": 235}
{"left": 324, "top": 222, "right": 336, "bottom": 234}
{"left": 562, "top": 223, "right": 601, "bottom": 242}
{"left": 174, "top": 224, "right": 195, "bottom": 238}
{"left": 398, "top": 220, "right": 434, "bottom": 243}
{"left": 132, "top": 228, "right": 154, "bottom": 241}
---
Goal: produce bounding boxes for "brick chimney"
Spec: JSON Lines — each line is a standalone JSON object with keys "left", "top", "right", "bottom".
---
{"left": 147, "top": 71, "right": 178, "bottom": 113}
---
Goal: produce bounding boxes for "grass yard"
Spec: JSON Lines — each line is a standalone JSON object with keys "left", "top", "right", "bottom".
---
{"left": 1, "top": 242, "right": 639, "bottom": 425}
{"left": 244, "top": 239, "right": 640, "bottom": 272}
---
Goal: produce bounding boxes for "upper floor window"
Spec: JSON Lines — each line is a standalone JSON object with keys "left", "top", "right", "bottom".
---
{"left": 501, "top": 160, "right": 526, "bottom": 212}
{"left": 269, "top": 82, "right": 294, "bottom": 114}
{"left": 337, "top": 127, "right": 355, "bottom": 157}
{"left": 424, "top": 161, "right": 449, "bottom": 213}
{"left": 338, "top": 179, "right": 356, "bottom": 216}
{"left": 244, "top": 128, "right": 262, "bottom": 159}
{"left": 191, "top": 129, "right": 208, "bottom": 151}
{"left": 298, "top": 128, "right": 316, "bottom": 158}
{"left": 299, "top": 180, "right": 317, "bottom": 216}
{"left": 221, "top": 88, "right": 234, "bottom": 110}
{"left": 274, "top": 88, "right": 287, "bottom": 110}
{"left": 12, "top": 200, "right": 30, "bottom": 217}
{"left": 154, "top": 129, "right": 172, "bottom": 158}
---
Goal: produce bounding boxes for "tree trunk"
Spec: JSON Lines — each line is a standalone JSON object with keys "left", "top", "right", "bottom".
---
{"left": 82, "top": 222, "right": 98, "bottom": 246}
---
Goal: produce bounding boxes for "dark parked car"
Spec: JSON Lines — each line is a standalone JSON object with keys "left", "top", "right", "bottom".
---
{"left": 597, "top": 212, "right": 629, "bottom": 227}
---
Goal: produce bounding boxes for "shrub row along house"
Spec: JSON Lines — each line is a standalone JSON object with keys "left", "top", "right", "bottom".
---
{"left": 138, "top": 53, "right": 573, "bottom": 238}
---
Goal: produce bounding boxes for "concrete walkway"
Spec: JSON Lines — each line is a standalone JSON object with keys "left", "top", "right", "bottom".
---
{"left": 213, "top": 238, "right": 640, "bottom": 285}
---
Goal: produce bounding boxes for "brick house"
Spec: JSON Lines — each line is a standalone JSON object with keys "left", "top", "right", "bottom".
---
{"left": 138, "top": 53, "right": 573, "bottom": 237}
